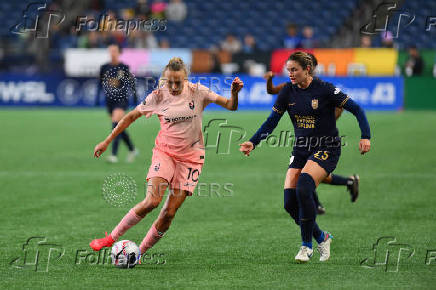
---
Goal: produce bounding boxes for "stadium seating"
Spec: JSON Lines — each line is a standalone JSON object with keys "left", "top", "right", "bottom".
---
{"left": 394, "top": 0, "right": 436, "bottom": 49}
{"left": 156, "top": 0, "right": 360, "bottom": 50}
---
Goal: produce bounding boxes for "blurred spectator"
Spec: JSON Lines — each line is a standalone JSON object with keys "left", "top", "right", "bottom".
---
{"left": 136, "top": 0, "right": 151, "bottom": 19}
{"left": 283, "top": 24, "right": 301, "bottom": 49}
{"left": 381, "top": 31, "right": 394, "bottom": 48}
{"left": 58, "top": 27, "right": 79, "bottom": 52}
{"left": 78, "top": 31, "right": 105, "bottom": 48}
{"left": 300, "top": 26, "right": 318, "bottom": 48}
{"left": 128, "top": 31, "right": 159, "bottom": 48}
{"left": 151, "top": 0, "right": 167, "bottom": 19}
{"left": 159, "top": 38, "right": 170, "bottom": 49}
{"left": 121, "top": 8, "right": 135, "bottom": 20}
{"left": 405, "top": 46, "right": 424, "bottom": 76}
{"left": 360, "top": 35, "right": 372, "bottom": 48}
{"left": 210, "top": 47, "right": 222, "bottom": 73}
{"left": 221, "top": 34, "right": 242, "bottom": 54}
{"left": 242, "top": 34, "right": 258, "bottom": 54}
{"left": 166, "top": 0, "right": 187, "bottom": 22}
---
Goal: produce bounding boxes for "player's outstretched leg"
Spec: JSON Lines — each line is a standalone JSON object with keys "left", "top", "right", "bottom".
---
{"left": 347, "top": 174, "right": 359, "bottom": 202}
{"left": 89, "top": 177, "right": 167, "bottom": 251}
{"left": 139, "top": 188, "right": 189, "bottom": 254}
{"left": 323, "top": 173, "right": 359, "bottom": 202}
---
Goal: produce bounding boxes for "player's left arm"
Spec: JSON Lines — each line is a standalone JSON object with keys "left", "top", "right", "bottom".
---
{"left": 341, "top": 98, "right": 371, "bottom": 155}
{"left": 212, "top": 77, "right": 244, "bottom": 111}
{"left": 335, "top": 107, "right": 344, "bottom": 120}
{"left": 328, "top": 85, "right": 371, "bottom": 155}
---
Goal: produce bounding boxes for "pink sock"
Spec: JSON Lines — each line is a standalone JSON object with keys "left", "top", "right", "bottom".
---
{"left": 139, "top": 224, "right": 164, "bottom": 254}
{"left": 110, "top": 208, "right": 143, "bottom": 241}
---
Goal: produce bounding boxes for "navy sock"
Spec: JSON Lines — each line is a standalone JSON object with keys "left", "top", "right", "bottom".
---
{"left": 330, "top": 174, "right": 352, "bottom": 186}
{"left": 302, "top": 241, "right": 312, "bottom": 248}
{"left": 112, "top": 122, "right": 121, "bottom": 156}
{"left": 120, "top": 131, "right": 134, "bottom": 151}
{"left": 296, "top": 173, "right": 317, "bottom": 249}
{"left": 313, "top": 223, "right": 325, "bottom": 244}
{"left": 284, "top": 188, "right": 299, "bottom": 225}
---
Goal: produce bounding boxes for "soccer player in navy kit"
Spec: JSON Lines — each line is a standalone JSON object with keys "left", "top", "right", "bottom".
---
{"left": 264, "top": 53, "right": 360, "bottom": 214}
{"left": 240, "top": 52, "right": 371, "bottom": 263}
{"left": 97, "top": 44, "right": 138, "bottom": 163}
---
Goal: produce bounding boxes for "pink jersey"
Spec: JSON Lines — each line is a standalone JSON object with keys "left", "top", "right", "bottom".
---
{"left": 135, "top": 81, "right": 220, "bottom": 163}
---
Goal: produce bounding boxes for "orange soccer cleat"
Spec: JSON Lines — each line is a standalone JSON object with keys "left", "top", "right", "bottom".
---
{"left": 89, "top": 232, "right": 115, "bottom": 251}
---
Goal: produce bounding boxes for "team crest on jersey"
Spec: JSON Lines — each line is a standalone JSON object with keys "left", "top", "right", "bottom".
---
{"left": 154, "top": 163, "right": 160, "bottom": 171}
{"left": 311, "top": 99, "right": 319, "bottom": 110}
{"left": 189, "top": 100, "right": 195, "bottom": 110}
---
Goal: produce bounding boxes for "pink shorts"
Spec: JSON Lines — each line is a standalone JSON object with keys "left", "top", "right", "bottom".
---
{"left": 146, "top": 149, "right": 203, "bottom": 194}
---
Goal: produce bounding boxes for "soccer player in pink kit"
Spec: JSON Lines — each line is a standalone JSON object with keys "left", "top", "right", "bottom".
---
{"left": 90, "top": 57, "right": 244, "bottom": 254}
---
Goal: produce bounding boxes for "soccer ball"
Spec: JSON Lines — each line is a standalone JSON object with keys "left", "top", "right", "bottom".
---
{"left": 111, "top": 240, "right": 141, "bottom": 268}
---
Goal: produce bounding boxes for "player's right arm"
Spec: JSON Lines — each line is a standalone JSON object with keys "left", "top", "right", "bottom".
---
{"left": 264, "top": 71, "right": 286, "bottom": 95}
{"left": 94, "top": 89, "right": 160, "bottom": 157}
{"left": 239, "top": 85, "right": 289, "bottom": 156}
{"left": 94, "top": 109, "right": 142, "bottom": 157}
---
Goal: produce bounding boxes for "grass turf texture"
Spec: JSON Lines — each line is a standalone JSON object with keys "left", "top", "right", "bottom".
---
{"left": 1, "top": 109, "right": 435, "bottom": 289}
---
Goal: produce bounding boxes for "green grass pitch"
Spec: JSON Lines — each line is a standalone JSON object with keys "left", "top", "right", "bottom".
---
{"left": 1, "top": 109, "right": 435, "bottom": 289}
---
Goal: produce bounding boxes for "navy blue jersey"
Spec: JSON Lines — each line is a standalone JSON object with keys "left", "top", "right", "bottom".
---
{"left": 97, "top": 62, "right": 137, "bottom": 106}
{"left": 273, "top": 77, "right": 349, "bottom": 139}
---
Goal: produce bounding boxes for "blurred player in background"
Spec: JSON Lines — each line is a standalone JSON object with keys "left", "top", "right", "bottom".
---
{"left": 240, "top": 51, "right": 371, "bottom": 263}
{"left": 90, "top": 57, "right": 244, "bottom": 255}
{"left": 264, "top": 53, "right": 360, "bottom": 214}
{"left": 97, "top": 43, "right": 138, "bottom": 163}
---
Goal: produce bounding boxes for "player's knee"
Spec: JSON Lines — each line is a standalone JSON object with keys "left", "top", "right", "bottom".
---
{"left": 140, "top": 199, "right": 160, "bottom": 212}
{"left": 296, "top": 173, "right": 316, "bottom": 219}
{"left": 161, "top": 207, "right": 176, "bottom": 221}
{"left": 296, "top": 173, "right": 315, "bottom": 199}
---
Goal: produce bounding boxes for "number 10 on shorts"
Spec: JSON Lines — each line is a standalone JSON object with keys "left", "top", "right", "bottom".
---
{"left": 187, "top": 168, "right": 199, "bottom": 182}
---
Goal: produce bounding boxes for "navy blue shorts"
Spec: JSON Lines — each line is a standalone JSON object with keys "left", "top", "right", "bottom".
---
{"left": 288, "top": 146, "right": 341, "bottom": 174}
{"left": 106, "top": 102, "right": 128, "bottom": 114}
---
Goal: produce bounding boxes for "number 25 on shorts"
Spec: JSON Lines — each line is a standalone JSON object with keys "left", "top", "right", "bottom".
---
{"left": 314, "top": 151, "right": 329, "bottom": 161}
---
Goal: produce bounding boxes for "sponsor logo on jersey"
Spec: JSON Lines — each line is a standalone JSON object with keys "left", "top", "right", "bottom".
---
{"left": 311, "top": 99, "right": 318, "bottom": 110}
{"left": 164, "top": 114, "right": 197, "bottom": 123}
